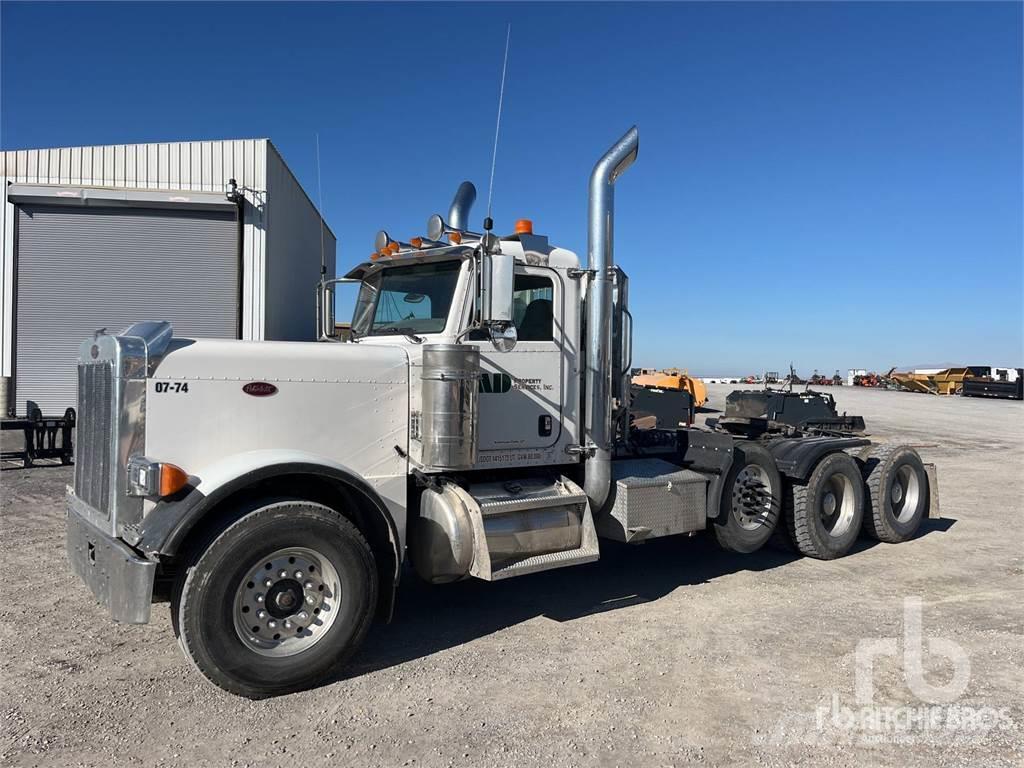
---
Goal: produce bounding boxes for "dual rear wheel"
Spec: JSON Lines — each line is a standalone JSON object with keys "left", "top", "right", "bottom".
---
{"left": 714, "top": 443, "right": 929, "bottom": 560}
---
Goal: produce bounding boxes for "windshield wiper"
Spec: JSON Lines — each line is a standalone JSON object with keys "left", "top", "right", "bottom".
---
{"left": 373, "top": 326, "right": 425, "bottom": 343}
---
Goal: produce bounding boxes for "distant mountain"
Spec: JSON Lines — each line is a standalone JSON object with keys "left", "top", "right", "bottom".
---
{"left": 896, "top": 362, "right": 970, "bottom": 371}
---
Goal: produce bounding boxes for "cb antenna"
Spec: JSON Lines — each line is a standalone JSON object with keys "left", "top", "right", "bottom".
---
{"left": 483, "top": 23, "right": 511, "bottom": 235}
{"left": 315, "top": 131, "right": 326, "bottom": 276}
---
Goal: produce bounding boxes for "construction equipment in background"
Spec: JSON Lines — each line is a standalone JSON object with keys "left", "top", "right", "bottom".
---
{"left": 853, "top": 371, "right": 883, "bottom": 388}
{"left": 809, "top": 370, "right": 844, "bottom": 386}
{"left": 886, "top": 367, "right": 976, "bottom": 396}
{"left": 783, "top": 366, "right": 806, "bottom": 386}
{"left": 631, "top": 368, "right": 708, "bottom": 408}
{"left": 959, "top": 367, "right": 1022, "bottom": 401}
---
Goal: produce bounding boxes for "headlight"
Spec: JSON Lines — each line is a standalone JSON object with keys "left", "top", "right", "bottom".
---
{"left": 127, "top": 456, "right": 190, "bottom": 498}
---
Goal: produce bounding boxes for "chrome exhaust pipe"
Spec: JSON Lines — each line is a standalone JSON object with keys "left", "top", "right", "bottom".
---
{"left": 584, "top": 126, "right": 639, "bottom": 514}
{"left": 448, "top": 181, "right": 477, "bottom": 231}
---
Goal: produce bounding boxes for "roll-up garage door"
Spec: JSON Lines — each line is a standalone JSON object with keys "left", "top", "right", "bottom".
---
{"left": 14, "top": 204, "right": 239, "bottom": 415}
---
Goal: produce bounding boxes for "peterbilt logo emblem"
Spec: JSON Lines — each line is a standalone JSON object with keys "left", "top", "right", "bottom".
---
{"left": 242, "top": 382, "right": 278, "bottom": 397}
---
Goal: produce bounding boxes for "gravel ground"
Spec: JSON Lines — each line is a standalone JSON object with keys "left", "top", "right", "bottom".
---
{"left": 1, "top": 383, "right": 1022, "bottom": 767}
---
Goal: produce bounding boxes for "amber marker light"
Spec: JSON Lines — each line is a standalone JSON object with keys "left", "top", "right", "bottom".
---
{"left": 159, "top": 463, "right": 190, "bottom": 497}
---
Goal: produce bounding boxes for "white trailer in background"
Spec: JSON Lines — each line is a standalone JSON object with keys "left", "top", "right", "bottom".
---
{"left": 0, "top": 139, "right": 335, "bottom": 416}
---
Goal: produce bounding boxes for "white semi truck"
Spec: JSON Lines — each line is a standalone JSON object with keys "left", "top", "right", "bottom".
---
{"left": 66, "top": 128, "right": 936, "bottom": 697}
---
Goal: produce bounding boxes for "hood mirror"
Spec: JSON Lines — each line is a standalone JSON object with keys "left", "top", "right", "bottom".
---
{"left": 427, "top": 214, "right": 445, "bottom": 241}
{"left": 489, "top": 324, "right": 517, "bottom": 353}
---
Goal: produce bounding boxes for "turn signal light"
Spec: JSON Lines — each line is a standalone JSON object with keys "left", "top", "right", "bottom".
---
{"left": 448, "top": 231, "right": 463, "bottom": 244}
{"left": 515, "top": 219, "right": 533, "bottom": 234}
{"left": 127, "top": 456, "right": 190, "bottom": 498}
{"left": 410, "top": 237, "right": 423, "bottom": 248}
{"left": 159, "top": 463, "right": 190, "bottom": 497}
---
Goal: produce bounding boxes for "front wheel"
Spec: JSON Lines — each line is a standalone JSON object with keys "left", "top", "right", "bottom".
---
{"left": 173, "top": 499, "right": 378, "bottom": 698}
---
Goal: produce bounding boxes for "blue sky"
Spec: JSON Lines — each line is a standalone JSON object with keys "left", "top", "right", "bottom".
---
{"left": 2, "top": 1, "right": 1021, "bottom": 375}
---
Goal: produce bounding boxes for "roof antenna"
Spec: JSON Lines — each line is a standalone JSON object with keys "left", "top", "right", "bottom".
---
{"left": 483, "top": 23, "right": 511, "bottom": 237}
{"left": 315, "top": 131, "right": 327, "bottom": 277}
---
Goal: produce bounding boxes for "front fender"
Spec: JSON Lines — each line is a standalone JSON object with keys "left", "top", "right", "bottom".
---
{"left": 128, "top": 449, "right": 405, "bottom": 581}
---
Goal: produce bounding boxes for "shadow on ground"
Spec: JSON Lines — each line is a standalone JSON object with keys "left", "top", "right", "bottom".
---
{"left": 344, "top": 518, "right": 956, "bottom": 680}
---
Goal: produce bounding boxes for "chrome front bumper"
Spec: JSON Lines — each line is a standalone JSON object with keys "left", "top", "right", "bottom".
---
{"left": 65, "top": 487, "right": 156, "bottom": 624}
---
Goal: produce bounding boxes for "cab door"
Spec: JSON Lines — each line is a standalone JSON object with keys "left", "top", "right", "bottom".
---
{"left": 472, "top": 265, "right": 564, "bottom": 455}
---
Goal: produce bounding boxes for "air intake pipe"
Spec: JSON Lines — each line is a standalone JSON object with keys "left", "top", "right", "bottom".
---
{"left": 448, "top": 181, "right": 477, "bottom": 232}
{"left": 583, "top": 126, "right": 639, "bottom": 514}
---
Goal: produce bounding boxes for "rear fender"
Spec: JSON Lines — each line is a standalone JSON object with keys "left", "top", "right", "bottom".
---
{"left": 766, "top": 436, "right": 871, "bottom": 481}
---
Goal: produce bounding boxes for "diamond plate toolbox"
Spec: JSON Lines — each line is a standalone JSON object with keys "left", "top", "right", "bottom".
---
{"left": 602, "top": 458, "right": 708, "bottom": 542}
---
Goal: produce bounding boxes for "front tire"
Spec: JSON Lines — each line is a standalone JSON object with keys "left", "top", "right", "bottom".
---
{"left": 173, "top": 499, "right": 377, "bottom": 698}
{"left": 785, "top": 452, "right": 864, "bottom": 560}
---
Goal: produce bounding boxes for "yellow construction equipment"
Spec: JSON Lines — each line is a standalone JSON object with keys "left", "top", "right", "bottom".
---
{"left": 631, "top": 368, "right": 708, "bottom": 407}
{"left": 887, "top": 367, "right": 973, "bottom": 395}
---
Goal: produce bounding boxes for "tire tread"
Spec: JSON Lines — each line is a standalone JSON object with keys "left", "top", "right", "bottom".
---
{"left": 174, "top": 499, "right": 377, "bottom": 698}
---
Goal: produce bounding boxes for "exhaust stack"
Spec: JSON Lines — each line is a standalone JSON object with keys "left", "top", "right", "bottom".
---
{"left": 448, "top": 181, "right": 477, "bottom": 231}
{"left": 583, "top": 126, "right": 639, "bottom": 514}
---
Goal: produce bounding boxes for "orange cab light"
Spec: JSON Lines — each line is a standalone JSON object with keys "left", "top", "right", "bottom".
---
{"left": 410, "top": 237, "right": 424, "bottom": 248}
{"left": 515, "top": 219, "right": 533, "bottom": 234}
{"left": 388, "top": 242, "right": 401, "bottom": 254}
{"left": 370, "top": 252, "right": 381, "bottom": 261}
{"left": 158, "top": 462, "right": 189, "bottom": 497}
{"left": 448, "top": 231, "right": 463, "bottom": 244}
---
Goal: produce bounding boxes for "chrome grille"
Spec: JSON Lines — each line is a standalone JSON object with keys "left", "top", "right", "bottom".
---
{"left": 74, "top": 362, "right": 114, "bottom": 516}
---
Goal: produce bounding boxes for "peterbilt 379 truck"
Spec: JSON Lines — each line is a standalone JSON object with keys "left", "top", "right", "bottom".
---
{"left": 66, "top": 128, "right": 935, "bottom": 697}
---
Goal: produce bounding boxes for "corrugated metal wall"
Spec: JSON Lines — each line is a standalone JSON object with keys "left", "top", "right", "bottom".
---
{"left": 264, "top": 142, "right": 337, "bottom": 341}
{"left": 1, "top": 140, "right": 266, "bottom": 192}
{"left": 0, "top": 138, "right": 337, "bottom": 411}
{"left": 1, "top": 140, "right": 269, "bottom": 381}
{"left": 15, "top": 204, "right": 240, "bottom": 414}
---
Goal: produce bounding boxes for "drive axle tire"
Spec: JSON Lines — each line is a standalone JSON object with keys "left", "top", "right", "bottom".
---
{"left": 785, "top": 452, "right": 864, "bottom": 560}
{"left": 711, "top": 443, "right": 783, "bottom": 554}
{"left": 173, "top": 499, "right": 377, "bottom": 698}
{"left": 860, "top": 444, "right": 928, "bottom": 543}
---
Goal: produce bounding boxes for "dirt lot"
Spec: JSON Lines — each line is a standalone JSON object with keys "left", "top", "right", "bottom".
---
{"left": 1, "top": 384, "right": 1022, "bottom": 767}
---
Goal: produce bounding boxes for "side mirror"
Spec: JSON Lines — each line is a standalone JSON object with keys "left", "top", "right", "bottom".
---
{"left": 480, "top": 248, "right": 515, "bottom": 326}
{"left": 316, "top": 279, "right": 338, "bottom": 340}
{"left": 315, "top": 278, "right": 361, "bottom": 341}
{"left": 489, "top": 324, "right": 517, "bottom": 353}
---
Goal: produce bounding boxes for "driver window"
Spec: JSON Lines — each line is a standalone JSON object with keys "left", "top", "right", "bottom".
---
{"left": 514, "top": 274, "right": 554, "bottom": 341}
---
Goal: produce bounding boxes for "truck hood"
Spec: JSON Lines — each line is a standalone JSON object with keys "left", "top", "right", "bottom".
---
{"left": 153, "top": 338, "right": 410, "bottom": 383}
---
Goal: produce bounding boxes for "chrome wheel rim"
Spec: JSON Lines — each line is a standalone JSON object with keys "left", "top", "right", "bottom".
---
{"left": 732, "top": 464, "right": 773, "bottom": 530}
{"left": 891, "top": 465, "right": 921, "bottom": 523}
{"left": 820, "top": 473, "right": 855, "bottom": 538}
{"left": 232, "top": 547, "right": 341, "bottom": 657}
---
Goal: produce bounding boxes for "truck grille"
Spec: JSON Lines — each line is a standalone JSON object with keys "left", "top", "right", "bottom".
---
{"left": 74, "top": 362, "right": 114, "bottom": 515}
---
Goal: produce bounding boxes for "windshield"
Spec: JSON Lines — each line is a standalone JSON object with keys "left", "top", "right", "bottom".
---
{"left": 351, "top": 260, "right": 461, "bottom": 337}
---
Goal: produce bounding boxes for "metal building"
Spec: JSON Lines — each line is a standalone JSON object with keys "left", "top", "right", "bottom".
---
{"left": 1, "top": 139, "right": 336, "bottom": 416}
